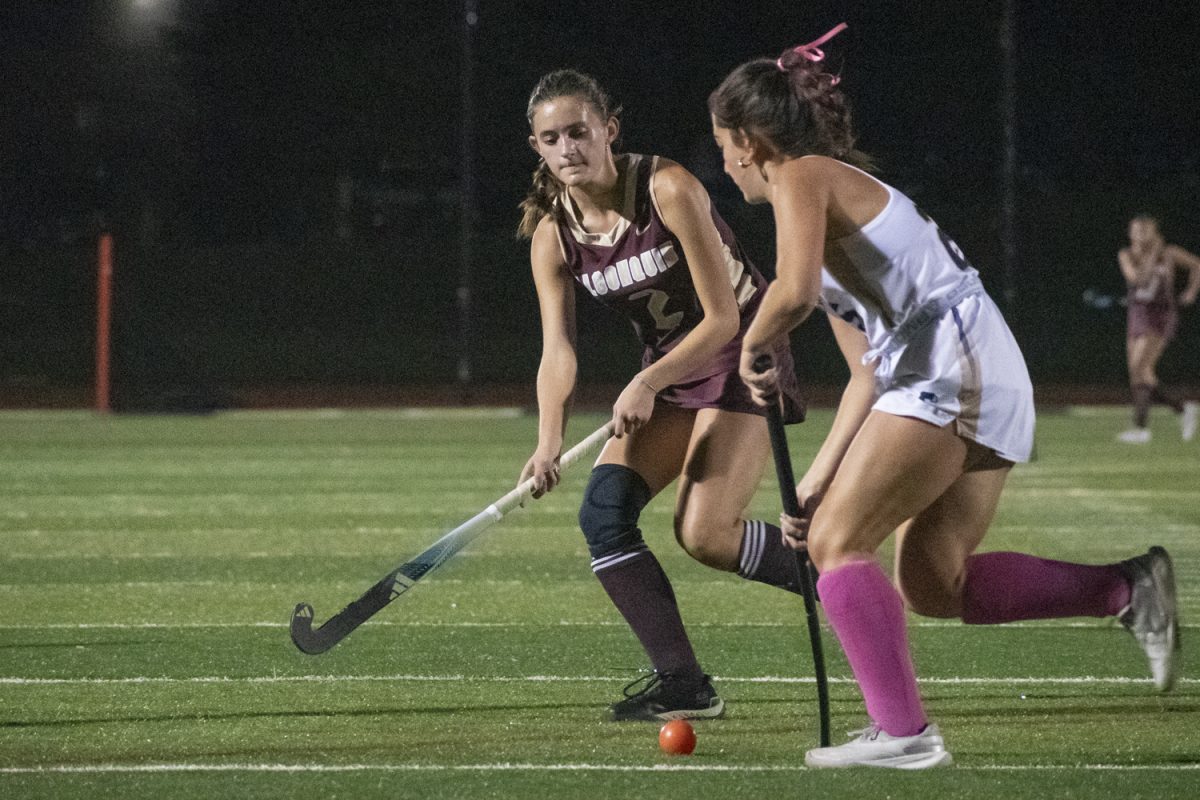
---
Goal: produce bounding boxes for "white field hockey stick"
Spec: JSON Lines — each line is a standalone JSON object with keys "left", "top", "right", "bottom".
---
{"left": 290, "top": 421, "right": 614, "bottom": 654}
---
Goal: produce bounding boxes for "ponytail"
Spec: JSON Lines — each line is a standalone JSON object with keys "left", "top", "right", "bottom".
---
{"left": 517, "top": 160, "right": 563, "bottom": 239}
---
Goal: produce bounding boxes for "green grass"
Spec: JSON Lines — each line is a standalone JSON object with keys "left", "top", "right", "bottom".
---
{"left": 1, "top": 406, "right": 1198, "bottom": 799}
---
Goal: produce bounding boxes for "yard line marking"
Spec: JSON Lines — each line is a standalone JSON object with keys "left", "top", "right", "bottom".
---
{"left": 1003, "top": 488, "right": 1198, "bottom": 499}
{"left": 1, "top": 674, "right": 1190, "bottom": 687}
{"left": 1, "top": 762, "right": 1198, "bottom": 775}
{"left": 394, "top": 407, "right": 525, "bottom": 419}
{"left": 0, "top": 620, "right": 1190, "bottom": 630}
{"left": 988, "top": 523, "right": 1200, "bottom": 534}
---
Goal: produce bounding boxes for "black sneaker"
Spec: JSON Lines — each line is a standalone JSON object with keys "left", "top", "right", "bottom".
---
{"left": 608, "top": 671, "right": 725, "bottom": 721}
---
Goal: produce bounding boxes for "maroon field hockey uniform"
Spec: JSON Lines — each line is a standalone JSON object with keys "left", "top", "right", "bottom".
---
{"left": 1127, "top": 251, "right": 1178, "bottom": 340}
{"left": 555, "top": 154, "right": 804, "bottom": 422}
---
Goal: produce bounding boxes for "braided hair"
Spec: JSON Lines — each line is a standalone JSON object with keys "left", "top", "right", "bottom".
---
{"left": 517, "top": 69, "right": 621, "bottom": 239}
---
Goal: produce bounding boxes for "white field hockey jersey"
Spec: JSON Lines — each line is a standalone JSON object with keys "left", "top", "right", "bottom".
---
{"left": 819, "top": 167, "right": 984, "bottom": 361}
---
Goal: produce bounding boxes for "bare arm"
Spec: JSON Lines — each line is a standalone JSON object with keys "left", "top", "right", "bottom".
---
{"left": 518, "top": 217, "right": 578, "bottom": 496}
{"left": 740, "top": 158, "right": 828, "bottom": 404}
{"left": 798, "top": 314, "right": 877, "bottom": 497}
{"left": 1167, "top": 244, "right": 1200, "bottom": 306}
{"left": 1117, "top": 248, "right": 1140, "bottom": 287}
{"left": 609, "top": 160, "right": 741, "bottom": 436}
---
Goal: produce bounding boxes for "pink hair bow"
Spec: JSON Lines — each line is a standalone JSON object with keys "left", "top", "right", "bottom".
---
{"left": 776, "top": 22, "right": 848, "bottom": 73}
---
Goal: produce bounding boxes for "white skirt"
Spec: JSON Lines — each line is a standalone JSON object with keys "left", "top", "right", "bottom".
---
{"left": 870, "top": 292, "right": 1035, "bottom": 463}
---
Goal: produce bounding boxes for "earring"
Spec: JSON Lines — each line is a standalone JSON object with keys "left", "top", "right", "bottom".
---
{"left": 736, "top": 158, "right": 751, "bottom": 168}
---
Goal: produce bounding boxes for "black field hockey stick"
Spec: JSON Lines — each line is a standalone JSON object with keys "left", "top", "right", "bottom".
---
{"left": 290, "top": 421, "right": 615, "bottom": 654}
{"left": 753, "top": 355, "right": 831, "bottom": 747}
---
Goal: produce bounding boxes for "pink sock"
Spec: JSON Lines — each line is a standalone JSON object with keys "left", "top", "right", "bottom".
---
{"left": 817, "top": 560, "right": 926, "bottom": 737}
{"left": 962, "top": 552, "right": 1131, "bottom": 624}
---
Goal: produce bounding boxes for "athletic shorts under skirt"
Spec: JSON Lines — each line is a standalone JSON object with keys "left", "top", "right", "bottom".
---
{"left": 1127, "top": 301, "right": 1178, "bottom": 340}
{"left": 871, "top": 292, "right": 1035, "bottom": 463}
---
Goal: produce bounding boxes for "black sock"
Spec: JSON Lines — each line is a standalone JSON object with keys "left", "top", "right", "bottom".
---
{"left": 1150, "top": 385, "right": 1185, "bottom": 413}
{"left": 592, "top": 547, "right": 703, "bottom": 680}
{"left": 737, "top": 520, "right": 819, "bottom": 597}
{"left": 1132, "top": 384, "right": 1152, "bottom": 428}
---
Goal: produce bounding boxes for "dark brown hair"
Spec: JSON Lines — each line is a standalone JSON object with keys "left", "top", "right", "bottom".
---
{"left": 517, "top": 69, "right": 621, "bottom": 239}
{"left": 708, "top": 54, "right": 871, "bottom": 170}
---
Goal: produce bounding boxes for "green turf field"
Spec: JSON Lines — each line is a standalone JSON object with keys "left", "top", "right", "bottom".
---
{"left": 1, "top": 407, "right": 1197, "bottom": 799}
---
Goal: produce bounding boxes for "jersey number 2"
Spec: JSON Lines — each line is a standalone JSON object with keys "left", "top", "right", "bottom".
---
{"left": 918, "top": 207, "right": 975, "bottom": 271}
{"left": 937, "top": 228, "right": 974, "bottom": 271}
{"left": 629, "top": 289, "right": 683, "bottom": 331}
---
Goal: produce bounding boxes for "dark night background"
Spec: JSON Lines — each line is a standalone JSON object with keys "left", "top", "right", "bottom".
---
{"left": 2, "top": 1, "right": 1198, "bottom": 408}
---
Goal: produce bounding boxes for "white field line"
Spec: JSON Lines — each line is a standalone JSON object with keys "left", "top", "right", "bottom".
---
{"left": 27, "top": 488, "right": 1189, "bottom": 502}
{"left": 0, "top": 674, "right": 1191, "bottom": 687}
{"left": 234, "top": 407, "right": 527, "bottom": 420}
{"left": 0, "top": 504, "right": 569, "bottom": 519}
{"left": 7, "top": 538, "right": 1199, "bottom": 557}
{"left": 0, "top": 579, "right": 537, "bottom": 589}
{"left": 0, "top": 408, "right": 527, "bottom": 421}
{"left": 1, "top": 762, "right": 1198, "bottom": 775}
{"left": 3, "top": 578, "right": 1198, "bottom": 595}
{"left": 0, "top": 619, "right": 1188, "bottom": 630}
{"left": 0, "top": 550, "right": 506, "bottom": 559}
{"left": 1001, "top": 488, "right": 1199, "bottom": 499}
{"left": 990, "top": 523, "right": 1200, "bottom": 533}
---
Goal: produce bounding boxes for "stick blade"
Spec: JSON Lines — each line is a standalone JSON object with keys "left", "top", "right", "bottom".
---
{"left": 290, "top": 602, "right": 338, "bottom": 655}
{"left": 289, "top": 577, "right": 397, "bottom": 655}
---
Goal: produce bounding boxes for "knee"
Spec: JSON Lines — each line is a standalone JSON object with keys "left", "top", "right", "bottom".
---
{"left": 805, "top": 524, "right": 859, "bottom": 574}
{"left": 895, "top": 561, "right": 963, "bottom": 619}
{"left": 806, "top": 529, "right": 832, "bottom": 571}
{"left": 578, "top": 465, "right": 652, "bottom": 560}
{"left": 898, "top": 584, "right": 959, "bottom": 618}
{"left": 673, "top": 514, "right": 728, "bottom": 569}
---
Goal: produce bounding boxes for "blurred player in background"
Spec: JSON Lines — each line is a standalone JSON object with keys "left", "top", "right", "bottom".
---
{"left": 516, "top": 69, "right": 806, "bottom": 721}
{"left": 710, "top": 25, "right": 1181, "bottom": 769}
{"left": 1116, "top": 214, "right": 1200, "bottom": 443}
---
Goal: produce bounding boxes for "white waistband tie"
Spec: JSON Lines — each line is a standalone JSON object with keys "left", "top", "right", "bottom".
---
{"left": 862, "top": 273, "right": 985, "bottom": 368}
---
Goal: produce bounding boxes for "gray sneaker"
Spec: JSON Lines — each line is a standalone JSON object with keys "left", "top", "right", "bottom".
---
{"left": 1118, "top": 546, "right": 1181, "bottom": 691}
{"left": 805, "top": 723, "right": 952, "bottom": 769}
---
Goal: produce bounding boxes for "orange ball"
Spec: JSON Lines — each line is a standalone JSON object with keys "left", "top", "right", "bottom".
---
{"left": 658, "top": 719, "right": 697, "bottom": 755}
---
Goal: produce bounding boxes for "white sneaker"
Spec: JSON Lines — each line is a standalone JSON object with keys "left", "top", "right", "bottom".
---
{"left": 1181, "top": 402, "right": 1198, "bottom": 442}
{"left": 1117, "top": 428, "right": 1151, "bottom": 444}
{"left": 1119, "top": 546, "right": 1181, "bottom": 692}
{"left": 805, "top": 723, "right": 952, "bottom": 769}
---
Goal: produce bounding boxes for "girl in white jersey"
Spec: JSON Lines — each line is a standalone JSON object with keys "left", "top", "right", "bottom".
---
{"left": 709, "top": 24, "right": 1181, "bottom": 769}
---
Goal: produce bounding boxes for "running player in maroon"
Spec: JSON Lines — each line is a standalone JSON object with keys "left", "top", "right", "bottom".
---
{"left": 1116, "top": 215, "right": 1200, "bottom": 443}
{"left": 516, "top": 69, "right": 805, "bottom": 721}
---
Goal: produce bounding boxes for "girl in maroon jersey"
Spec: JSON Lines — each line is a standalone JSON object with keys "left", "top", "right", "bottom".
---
{"left": 516, "top": 69, "right": 804, "bottom": 721}
{"left": 1116, "top": 215, "right": 1200, "bottom": 443}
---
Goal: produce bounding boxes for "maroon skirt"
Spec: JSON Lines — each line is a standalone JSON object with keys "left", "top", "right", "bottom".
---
{"left": 1128, "top": 301, "right": 1178, "bottom": 340}
{"left": 652, "top": 345, "right": 806, "bottom": 424}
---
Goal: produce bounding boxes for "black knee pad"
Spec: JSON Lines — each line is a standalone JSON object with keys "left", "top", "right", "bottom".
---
{"left": 578, "top": 464, "right": 652, "bottom": 559}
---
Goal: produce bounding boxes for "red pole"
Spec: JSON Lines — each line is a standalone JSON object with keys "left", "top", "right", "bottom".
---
{"left": 96, "top": 233, "right": 113, "bottom": 413}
